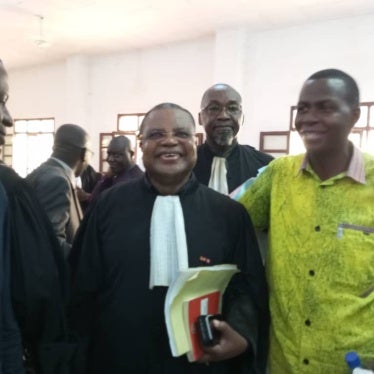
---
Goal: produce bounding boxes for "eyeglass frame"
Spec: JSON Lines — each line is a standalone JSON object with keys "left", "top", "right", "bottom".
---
{"left": 200, "top": 102, "right": 242, "bottom": 117}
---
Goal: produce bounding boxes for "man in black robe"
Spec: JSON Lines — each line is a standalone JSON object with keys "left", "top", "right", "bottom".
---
{"left": 194, "top": 84, "right": 273, "bottom": 194}
{"left": 69, "top": 103, "right": 269, "bottom": 374}
{"left": 0, "top": 59, "right": 74, "bottom": 373}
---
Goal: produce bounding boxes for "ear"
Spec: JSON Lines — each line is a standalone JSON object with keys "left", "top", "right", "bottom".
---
{"left": 351, "top": 107, "right": 361, "bottom": 126}
{"left": 198, "top": 112, "right": 203, "bottom": 127}
{"left": 80, "top": 148, "right": 86, "bottom": 161}
{"left": 241, "top": 113, "right": 245, "bottom": 127}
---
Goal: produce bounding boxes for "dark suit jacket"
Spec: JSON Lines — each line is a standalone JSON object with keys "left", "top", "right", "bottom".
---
{"left": 26, "top": 158, "right": 82, "bottom": 258}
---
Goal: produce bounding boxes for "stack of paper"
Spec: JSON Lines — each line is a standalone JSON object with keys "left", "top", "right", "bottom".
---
{"left": 164, "top": 264, "right": 238, "bottom": 361}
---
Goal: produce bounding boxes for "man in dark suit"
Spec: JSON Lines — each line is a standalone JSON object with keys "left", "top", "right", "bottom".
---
{"left": 26, "top": 124, "right": 91, "bottom": 258}
{"left": 0, "top": 59, "right": 74, "bottom": 373}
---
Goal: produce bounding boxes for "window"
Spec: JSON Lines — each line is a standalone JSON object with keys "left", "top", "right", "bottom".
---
{"left": 259, "top": 132, "right": 289, "bottom": 158}
{"left": 12, "top": 118, "right": 55, "bottom": 177}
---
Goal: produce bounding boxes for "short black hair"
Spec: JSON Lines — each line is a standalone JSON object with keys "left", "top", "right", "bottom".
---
{"left": 307, "top": 69, "right": 360, "bottom": 108}
{"left": 53, "top": 123, "right": 89, "bottom": 150}
{"left": 139, "top": 103, "right": 195, "bottom": 135}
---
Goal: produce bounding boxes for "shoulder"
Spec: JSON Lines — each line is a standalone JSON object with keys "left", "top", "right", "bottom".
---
{"left": 263, "top": 154, "right": 303, "bottom": 177}
{"left": 28, "top": 161, "right": 68, "bottom": 182}
{"left": 27, "top": 164, "right": 71, "bottom": 195}
{"left": 100, "top": 176, "right": 144, "bottom": 201}
{"left": 196, "top": 143, "right": 209, "bottom": 154}
{"left": 129, "top": 164, "right": 144, "bottom": 177}
{"left": 195, "top": 183, "right": 247, "bottom": 213}
{"left": 0, "top": 165, "right": 25, "bottom": 194}
{"left": 238, "top": 144, "right": 274, "bottom": 162}
{"left": 363, "top": 153, "right": 374, "bottom": 181}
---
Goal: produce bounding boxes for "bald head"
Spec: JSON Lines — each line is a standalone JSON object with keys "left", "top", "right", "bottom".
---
{"left": 199, "top": 83, "right": 243, "bottom": 153}
{"left": 200, "top": 83, "right": 242, "bottom": 109}
{"left": 109, "top": 135, "right": 132, "bottom": 151}
{"left": 107, "top": 135, "right": 134, "bottom": 176}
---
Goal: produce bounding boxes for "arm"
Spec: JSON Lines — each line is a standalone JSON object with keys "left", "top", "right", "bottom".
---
{"left": 32, "top": 172, "right": 72, "bottom": 257}
{"left": 200, "top": 206, "right": 270, "bottom": 372}
{"left": 238, "top": 163, "right": 273, "bottom": 230}
{"left": 68, "top": 204, "right": 105, "bottom": 373}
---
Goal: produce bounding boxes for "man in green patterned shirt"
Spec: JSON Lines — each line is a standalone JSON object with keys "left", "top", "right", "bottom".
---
{"left": 239, "top": 69, "right": 374, "bottom": 373}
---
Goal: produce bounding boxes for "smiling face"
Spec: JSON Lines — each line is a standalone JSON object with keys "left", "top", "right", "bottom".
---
{"left": 106, "top": 136, "right": 133, "bottom": 176}
{"left": 199, "top": 84, "right": 242, "bottom": 152}
{"left": 295, "top": 78, "right": 360, "bottom": 156}
{"left": 140, "top": 106, "right": 196, "bottom": 189}
{"left": 0, "top": 64, "right": 13, "bottom": 146}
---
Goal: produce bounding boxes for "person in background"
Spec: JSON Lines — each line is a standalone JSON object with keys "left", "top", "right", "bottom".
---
{"left": 26, "top": 124, "right": 91, "bottom": 259}
{"left": 239, "top": 68, "right": 374, "bottom": 373}
{"left": 69, "top": 103, "right": 269, "bottom": 374}
{"left": 194, "top": 83, "right": 273, "bottom": 195}
{"left": 76, "top": 164, "right": 101, "bottom": 212}
{"left": 0, "top": 59, "right": 74, "bottom": 373}
{"left": 90, "top": 135, "right": 143, "bottom": 203}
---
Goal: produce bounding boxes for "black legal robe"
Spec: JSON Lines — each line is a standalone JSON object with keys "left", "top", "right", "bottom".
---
{"left": 193, "top": 142, "right": 274, "bottom": 193}
{"left": 70, "top": 175, "right": 269, "bottom": 374}
{"left": 0, "top": 165, "right": 74, "bottom": 373}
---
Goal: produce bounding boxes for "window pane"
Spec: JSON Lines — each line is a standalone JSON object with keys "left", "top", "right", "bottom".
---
{"left": 101, "top": 135, "right": 112, "bottom": 147}
{"left": 122, "top": 134, "right": 137, "bottom": 150}
{"left": 42, "top": 119, "right": 55, "bottom": 132}
{"left": 355, "top": 106, "right": 368, "bottom": 128}
{"left": 27, "top": 134, "right": 53, "bottom": 175}
{"left": 12, "top": 133, "right": 28, "bottom": 177}
{"left": 14, "top": 120, "right": 27, "bottom": 132}
{"left": 138, "top": 116, "right": 145, "bottom": 127}
{"left": 348, "top": 131, "right": 362, "bottom": 149}
{"left": 367, "top": 130, "right": 374, "bottom": 155}
{"left": 289, "top": 131, "right": 305, "bottom": 155}
{"left": 370, "top": 106, "right": 374, "bottom": 127}
{"left": 27, "top": 120, "right": 41, "bottom": 133}
{"left": 118, "top": 115, "right": 139, "bottom": 131}
{"left": 11, "top": 118, "right": 55, "bottom": 176}
{"left": 263, "top": 134, "right": 288, "bottom": 150}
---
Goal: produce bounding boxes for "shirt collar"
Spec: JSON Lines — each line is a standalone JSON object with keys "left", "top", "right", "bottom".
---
{"left": 299, "top": 144, "right": 366, "bottom": 184}
{"left": 50, "top": 157, "right": 76, "bottom": 186}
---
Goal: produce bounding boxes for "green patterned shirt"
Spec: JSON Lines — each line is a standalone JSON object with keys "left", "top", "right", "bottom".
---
{"left": 239, "top": 149, "right": 374, "bottom": 373}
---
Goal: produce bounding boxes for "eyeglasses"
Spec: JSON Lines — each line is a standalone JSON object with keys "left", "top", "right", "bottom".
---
{"left": 201, "top": 102, "right": 242, "bottom": 117}
{"left": 139, "top": 130, "right": 195, "bottom": 142}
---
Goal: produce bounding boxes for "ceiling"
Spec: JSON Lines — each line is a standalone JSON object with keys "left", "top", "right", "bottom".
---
{"left": 2, "top": 0, "right": 374, "bottom": 70}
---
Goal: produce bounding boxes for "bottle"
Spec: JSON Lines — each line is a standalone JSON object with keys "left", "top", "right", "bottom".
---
{"left": 345, "top": 351, "right": 374, "bottom": 373}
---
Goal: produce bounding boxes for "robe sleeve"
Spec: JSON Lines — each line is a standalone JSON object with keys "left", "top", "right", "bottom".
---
{"left": 0, "top": 183, "right": 25, "bottom": 373}
{"left": 0, "top": 166, "right": 74, "bottom": 373}
{"left": 68, "top": 202, "right": 105, "bottom": 373}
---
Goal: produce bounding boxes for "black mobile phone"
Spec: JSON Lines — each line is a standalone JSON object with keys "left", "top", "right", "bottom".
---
{"left": 197, "top": 314, "right": 223, "bottom": 346}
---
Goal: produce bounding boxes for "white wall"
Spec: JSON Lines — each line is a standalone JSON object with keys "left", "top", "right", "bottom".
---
{"left": 7, "top": 13, "right": 374, "bottom": 168}
{"left": 240, "top": 13, "right": 374, "bottom": 145}
{"left": 8, "top": 36, "right": 215, "bottom": 167}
